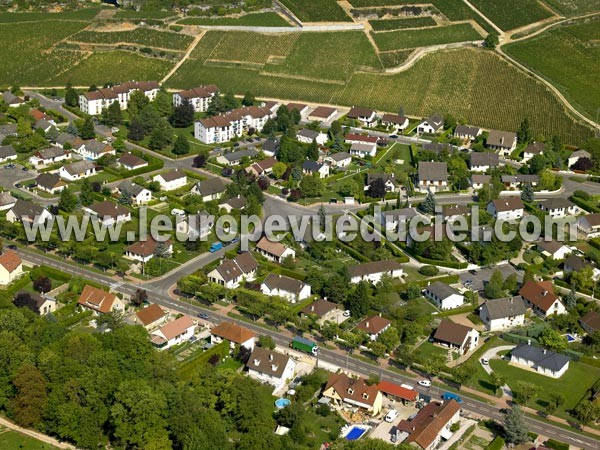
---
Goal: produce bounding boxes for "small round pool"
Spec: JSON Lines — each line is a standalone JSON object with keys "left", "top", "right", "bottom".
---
{"left": 275, "top": 398, "right": 291, "bottom": 409}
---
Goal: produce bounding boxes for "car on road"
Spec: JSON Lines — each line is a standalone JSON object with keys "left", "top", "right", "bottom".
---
{"left": 233, "top": 142, "right": 240, "bottom": 147}
{"left": 418, "top": 379, "right": 431, "bottom": 387}
{"left": 111, "top": 127, "right": 120, "bottom": 133}
{"left": 15, "top": 183, "right": 21, "bottom": 188}
{"left": 481, "top": 357, "right": 489, "bottom": 365}
{"left": 22, "top": 166, "right": 29, "bottom": 171}
{"left": 197, "top": 312, "right": 209, "bottom": 320}
{"left": 384, "top": 410, "right": 399, "bottom": 423}
{"left": 469, "top": 269, "right": 478, "bottom": 275}
{"left": 442, "top": 392, "right": 462, "bottom": 403}
{"left": 6, "top": 244, "right": 17, "bottom": 250}
{"left": 389, "top": 134, "right": 399, "bottom": 139}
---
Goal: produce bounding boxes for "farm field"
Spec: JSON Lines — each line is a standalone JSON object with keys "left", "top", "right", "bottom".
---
{"left": 543, "top": 0, "right": 600, "bottom": 16}
{"left": 0, "top": 8, "right": 100, "bottom": 22}
{"left": 177, "top": 12, "right": 291, "bottom": 27}
{"left": 0, "top": 20, "right": 88, "bottom": 85}
{"left": 48, "top": 50, "right": 174, "bottom": 86}
{"left": 369, "top": 16, "right": 437, "bottom": 31}
{"left": 371, "top": 23, "right": 482, "bottom": 51}
{"left": 279, "top": 0, "right": 352, "bottom": 22}
{"left": 113, "top": 9, "right": 177, "bottom": 19}
{"left": 504, "top": 17, "right": 600, "bottom": 120}
{"left": 69, "top": 28, "right": 194, "bottom": 51}
{"left": 379, "top": 49, "right": 414, "bottom": 68}
{"left": 468, "top": 0, "right": 554, "bottom": 31}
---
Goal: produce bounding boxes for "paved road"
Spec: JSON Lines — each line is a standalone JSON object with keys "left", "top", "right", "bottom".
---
{"left": 13, "top": 247, "right": 599, "bottom": 450}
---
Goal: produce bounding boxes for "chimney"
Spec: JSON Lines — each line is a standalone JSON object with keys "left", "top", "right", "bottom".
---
{"left": 365, "top": 322, "right": 370, "bottom": 329}
{"left": 543, "top": 290, "right": 548, "bottom": 296}
{"left": 310, "top": 305, "right": 315, "bottom": 312}
{"left": 269, "top": 354, "right": 273, "bottom": 362}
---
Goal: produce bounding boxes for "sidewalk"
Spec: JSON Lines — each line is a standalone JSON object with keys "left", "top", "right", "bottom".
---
{"left": 0, "top": 416, "right": 75, "bottom": 449}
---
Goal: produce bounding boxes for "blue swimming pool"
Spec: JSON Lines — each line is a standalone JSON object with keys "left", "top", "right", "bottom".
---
{"left": 275, "top": 398, "right": 291, "bottom": 409}
{"left": 565, "top": 334, "right": 576, "bottom": 343}
{"left": 345, "top": 426, "right": 367, "bottom": 440}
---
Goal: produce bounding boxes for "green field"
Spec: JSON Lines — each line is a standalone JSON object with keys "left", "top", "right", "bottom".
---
{"left": 114, "top": 9, "right": 177, "bottom": 19}
{"left": 178, "top": 12, "right": 291, "bottom": 27}
{"left": 0, "top": 8, "right": 100, "bottom": 22}
{"left": 379, "top": 49, "right": 413, "bottom": 68}
{"left": 369, "top": 16, "right": 437, "bottom": 31}
{"left": 543, "top": 0, "right": 600, "bottom": 16}
{"left": 280, "top": 0, "right": 352, "bottom": 22}
{"left": 372, "top": 23, "right": 482, "bottom": 51}
{"left": 505, "top": 17, "right": 600, "bottom": 120}
{"left": 0, "top": 20, "right": 88, "bottom": 85}
{"left": 49, "top": 50, "right": 174, "bottom": 85}
{"left": 70, "top": 28, "right": 194, "bottom": 50}
{"left": 469, "top": 0, "right": 554, "bottom": 30}
{"left": 0, "top": 428, "right": 57, "bottom": 449}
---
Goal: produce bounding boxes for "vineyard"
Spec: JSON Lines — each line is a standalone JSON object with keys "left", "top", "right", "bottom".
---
{"left": 48, "top": 50, "right": 174, "bottom": 86}
{"left": 0, "top": 8, "right": 100, "bottom": 22}
{"left": 542, "top": 0, "right": 600, "bottom": 16}
{"left": 504, "top": 17, "right": 600, "bottom": 120}
{"left": 279, "top": 0, "right": 352, "bottom": 22}
{"left": 69, "top": 28, "right": 194, "bottom": 51}
{"left": 369, "top": 17, "right": 437, "bottom": 31}
{"left": 379, "top": 49, "right": 414, "bottom": 68}
{"left": 0, "top": 20, "right": 88, "bottom": 85}
{"left": 177, "top": 12, "right": 291, "bottom": 27}
{"left": 371, "top": 23, "right": 482, "bottom": 51}
{"left": 468, "top": 0, "right": 554, "bottom": 31}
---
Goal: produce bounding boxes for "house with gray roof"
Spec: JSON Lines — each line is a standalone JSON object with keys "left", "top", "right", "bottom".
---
{"left": 537, "top": 198, "right": 577, "bottom": 219}
{"left": 510, "top": 343, "right": 570, "bottom": 378}
{"left": 0, "top": 145, "right": 17, "bottom": 163}
{"left": 116, "top": 181, "right": 152, "bottom": 206}
{"left": 36, "top": 173, "right": 66, "bottom": 195}
{"left": 416, "top": 114, "right": 444, "bottom": 134}
{"left": 568, "top": 150, "right": 591, "bottom": 169}
{"left": 6, "top": 200, "right": 53, "bottom": 225}
{"left": 302, "top": 160, "right": 329, "bottom": 178}
{"left": 417, "top": 161, "right": 448, "bottom": 193}
{"left": 479, "top": 296, "right": 526, "bottom": 331}
{"left": 260, "top": 273, "right": 311, "bottom": 303}
{"left": 29, "top": 146, "right": 70, "bottom": 167}
{"left": 191, "top": 178, "right": 227, "bottom": 202}
{"left": 424, "top": 282, "right": 464, "bottom": 310}
{"left": 486, "top": 130, "right": 517, "bottom": 155}
{"left": 0, "top": 192, "right": 16, "bottom": 211}
{"left": 470, "top": 152, "right": 499, "bottom": 172}
{"left": 296, "top": 128, "right": 327, "bottom": 145}
{"left": 216, "top": 148, "right": 258, "bottom": 166}
{"left": 246, "top": 347, "right": 296, "bottom": 392}
{"left": 59, "top": 160, "right": 97, "bottom": 181}
{"left": 454, "top": 125, "right": 481, "bottom": 140}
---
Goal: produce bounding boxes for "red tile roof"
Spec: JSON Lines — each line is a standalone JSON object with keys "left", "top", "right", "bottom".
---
{"left": 211, "top": 322, "right": 255, "bottom": 344}
{"left": 377, "top": 381, "right": 418, "bottom": 401}
{"left": 135, "top": 304, "right": 167, "bottom": 326}
{"left": 77, "top": 285, "right": 117, "bottom": 314}
{"left": 518, "top": 280, "right": 560, "bottom": 313}
{"left": 356, "top": 316, "right": 392, "bottom": 335}
{"left": 0, "top": 250, "right": 21, "bottom": 273}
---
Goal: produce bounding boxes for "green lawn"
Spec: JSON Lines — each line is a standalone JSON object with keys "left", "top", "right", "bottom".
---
{"left": 371, "top": 23, "right": 482, "bottom": 51}
{"left": 0, "top": 427, "right": 58, "bottom": 449}
{"left": 414, "top": 341, "right": 450, "bottom": 361}
{"left": 178, "top": 12, "right": 291, "bottom": 27}
{"left": 490, "top": 359, "right": 600, "bottom": 418}
{"left": 0, "top": 8, "right": 100, "bottom": 22}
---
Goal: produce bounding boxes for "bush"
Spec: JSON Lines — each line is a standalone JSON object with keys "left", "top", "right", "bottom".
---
{"left": 485, "top": 436, "right": 505, "bottom": 450}
{"left": 419, "top": 265, "right": 439, "bottom": 276}
{"left": 573, "top": 190, "right": 590, "bottom": 200}
{"left": 544, "top": 439, "right": 569, "bottom": 450}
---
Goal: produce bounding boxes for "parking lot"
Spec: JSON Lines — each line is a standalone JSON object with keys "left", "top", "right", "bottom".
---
{"left": 458, "top": 264, "right": 522, "bottom": 293}
{"left": 0, "top": 163, "right": 37, "bottom": 190}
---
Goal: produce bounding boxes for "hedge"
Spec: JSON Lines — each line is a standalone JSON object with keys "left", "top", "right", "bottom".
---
{"left": 401, "top": 244, "right": 468, "bottom": 268}
{"left": 569, "top": 195, "right": 599, "bottom": 213}
{"left": 543, "top": 439, "right": 569, "bottom": 450}
{"left": 485, "top": 436, "right": 505, "bottom": 450}
{"left": 501, "top": 332, "right": 538, "bottom": 345}
{"left": 30, "top": 265, "right": 71, "bottom": 283}
{"left": 335, "top": 240, "right": 370, "bottom": 263}
{"left": 414, "top": 274, "right": 460, "bottom": 287}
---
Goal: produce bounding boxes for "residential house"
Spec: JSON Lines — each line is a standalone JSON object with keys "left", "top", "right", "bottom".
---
{"left": 377, "top": 381, "right": 419, "bottom": 404}
{"left": 486, "top": 130, "right": 517, "bottom": 155}
{"left": 53, "top": 132, "right": 77, "bottom": 149}
{"left": 117, "top": 152, "right": 148, "bottom": 171}
{"left": 442, "top": 204, "right": 469, "bottom": 222}
{"left": 261, "top": 137, "right": 280, "bottom": 157}
{"left": 296, "top": 128, "right": 327, "bottom": 145}
{"left": 421, "top": 142, "right": 454, "bottom": 158}
{"left": 454, "top": 125, "right": 481, "bottom": 140}
{"left": 216, "top": 148, "right": 259, "bottom": 166}
{"left": 417, "top": 161, "right": 448, "bottom": 193}
{"left": 246, "top": 156, "right": 277, "bottom": 177}
{"left": 471, "top": 174, "right": 491, "bottom": 189}
{"left": 347, "top": 106, "right": 378, "bottom": 126}
{"left": 302, "top": 160, "right": 329, "bottom": 178}
{"left": 207, "top": 252, "right": 258, "bottom": 289}
{"left": 579, "top": 311, "right": 600, "bottom": 335}
{"left": 510, "top": 343, "right": 570, "bottom": 378}
{"left": 300, "top": 299, "right": 342, "bottom": 325}
{"left": 538, "top": 198, "right": 577, "bottom": 219}
{"left": 416, "top": 114, "right": 444, "bottom": 134}
{"left": 0, "top": 145, "right": 17, "bottom": 163}
{"left": 349, "top": 142, "right": 377, "bottom": 158}
{"left": 13, "top": 291, "right": 56, "bottom": 315}
{"left": 260, "top": 273, "right": 311, "bottom": 303}
{"left": 246, "top": 347, "right": 296, "bottom": 391}
{"left": 381, "top": 113, "right": 409, "bottom": 132}
{"left": 135, "top": 303, "right": 168, "bottom": 330}
{"left": 286, "top": 102, "right": 310, "bottom": 117}
{"left": 345, "top": 133, "right": 378, "bottom": 146}
{"left": 324, "top": 151, "right": 352, "bottom": 168}
{"left": 116, "top": 180, "right": 152, "bottom": 206}
{"left": 0, "top": 192, "right": 16, "bottom": 212}
{"left": 523, "top": 142, "right": 545, "bottom": 162}
{"left": 519, "top": 280, "right": 567, "bottom": 318}
{"left": 424, "top": 282, "right": 464, "bottom": 310}
{"left": 85, "top": 201, "right": 131, "bottom": 226}
{"left": 308, "top": 106, "right": 337, "bottom": 123}
{"left": 568, "top": 150, "right": 591, "bottom": 169}
{"left": 29, "top": 146, "right": 70, "bottom": 167}
{"left": 72, "top": 139, "right": 116, "bottom": 160}
{"left": 501, "top": 174, "right": 539, "bottom": 189}
{"left": 255, "top": 236, "right": 296, "bottom": 263}
{"left": 356, "top": 316, "right": 392, "bottom": 341}
{"left": 0, "top": 250, "right": 23, "bottom": 286}
{"left": 578, "top": 213, "right": 600, "bottom": 238}
{"left": 3, "top": 91, "right": 25, "bottom": 107}
{"left": 321, "top": 373, "right": 383, "bottom": 415}
{"left": 563, "top": 254, "right": 591, "bottom": 274}
{"left": 172, "top": 85, "right": 219, "bottom": 112}
{"left": 151, "top": 316, "right": 196, "bottom": 350}
{"left": 59, "top": 160, "right": 97, "bottom": 181}
{"left": 36, "top": 173, "right": 66, "bottom": 194}
{"left": 381, "top": 207, "right": 420, "bottom": 232}
{"left": 79, "top": 81, "right": 160, "bottom": 115}
{"left": 366, "top": 173, "right": 396, "bottom": 193}
{"left": 194, "top": 106, "right": 274, "bottom": 144}
{"left": 479, "top": 296, "right": 527, "bottom": 331}
{"left": 469, "top": 152, "right": 499, "bottom": 172}
{"left": 29, "top": 108, "right": 54, "bottom": 123}
{"left": 34, "top": 119, "right": 55, "bottom": 133}
{"left": 125, "top": 238, "right": 173, "bottom": 263}
{"left": 394, "top": 400, "right": 461, "bottom": 450}
{"left": 487, "top": 197, "right": 524, "bottom": 221}
{"left": 210, "top": 321, "right": 256, "bottom": 350}
{"left": 77, "top": 285, "right": 125, "bottom": 315}
{"left": 176, "top": 211, "right": 214, "bottom": 240}
{"left": 432, "top": 319, "right": 479, "bottom": 354}
{"left": 191, "top": 178, "right": 227, "bottom": 202}
{"left": 348, "top": 260, "right": 404, "bottom": 284}
{"left": 0, "top": 124, "right": 17, "bottom": 142}
{"left": 6, "top": 200, "right": 53, "bottom": 225}
{"left": 220, "top": 195, "right": 247, "bottom": 213}
{"left": 537, "top": 240, "right": 572, "bottom": 260}
{"left": 153, "top": 170, "right": 187, "bottom": 191}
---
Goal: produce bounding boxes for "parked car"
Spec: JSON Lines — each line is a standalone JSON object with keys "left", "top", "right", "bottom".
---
{"left": 442, "top": 392, "right": 462, "bottom": 403}
{"left": 343, "top": 310, "right": 351, "bottom": 317}
{"left": 197, "top": 312, "right": 209, "bottom": 320}
{"left": 389, "top": 134, "right": 399, "bottom": 139}
{"left": 481, "top": 357, "right": 489, "bottom": 365}
{"left": 418, "top": 379, "right": 431, "bottom": 387}
{"left": 384, "top": 410, "right": 399, "bottom": 423}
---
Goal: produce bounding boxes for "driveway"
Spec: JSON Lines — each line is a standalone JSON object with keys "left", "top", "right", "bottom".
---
{"left": 459, "top": 264, "right": 522, "bottom": 293}
{"left": 479, "top": 345, "right": 515, "bottom": 397}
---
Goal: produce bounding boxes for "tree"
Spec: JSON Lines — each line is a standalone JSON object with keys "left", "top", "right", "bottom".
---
{"left": 101, "top": 101, "right": 122, "bottom": 127}
{"left": 242, "top": 91, "right": 255, "bottom": 106}
{"left": 258, "top": 335, "right": 275, "bottom": 350}
{"left": 79, "top": 116, "right": 95, "bottom": 139}
{"left": 193, "top": 152, "right": 208, "bottom": 168}
{"left": 272, "top": 162, "right": 287, "bottom": 179}
{"left": 64, "top": 82, "right": 79, "bottom": 107}
{"left": 378, "top": 326, "right": 399, "bottom": 353}
{"left": 504, "top": 405, "right": 528, "bottom": 444}
{"left": 491, "top": 372, "right": 506, "bottom": 395}
{"left": 521, "top": 183, "right": 534, "bottom": 202}
{"left": 132, "top": 289, "right": 148, "bottom": 307}
{"left": 306, "top": 139, "right": 319, "bottom": 160}
{"left": 564, "top": 288, "right": 577, "bottom": 310}
{"left": 346, "top": 282, "right": 370, "bottom": 317}
{"left": 420, "top": 191, "right": 436, "bottom": 214}
{"left": 80, "top": 178, "right": 94, "bottom": 207}
{"left": 528, "top": 154, "right": 547, "bottom": 174}
{"left": 484, "top": 269, "right": 504, "bottom": 299}
{"left": 148, "top": 120, "right": 173, "bottom": 151}
{"left": 571, "top": 265, "right": 594, "bottom": 291}
{"left": 538, "top": 327, "right": 568, "bottom": 352}
{"left": 127, "top": 90, "right": 150, "bottom": 118}
{"left": 367, "top": 178, "right": 387, "bottom": 199}
{"left": 58, "top": 187, "right": 77, "bottom": 212}
{"left": 517, "top": 118, "right": 531, "bottom": 143}
{"left": 484, "top": 32, "right": 499, "bottom": 49}
{"left": 571, "top": 157, "right": 593, "bottom": 171}
{"left": 9, "top": 364, "right": 47, "bottom": 427}
{"left": 170, "top": 99, "right": 195, "bottom": 128}
{"left": 299, "top": 175, "right": 323, "bottom": 198}
{"left": 173, "top": 134, "right": 190, "bottom": 155}
{"left": 33, "top": 276, "right": 51, "bottom": 293}
{"left": 574, "top": 400, "right": 600, "bottom": 428}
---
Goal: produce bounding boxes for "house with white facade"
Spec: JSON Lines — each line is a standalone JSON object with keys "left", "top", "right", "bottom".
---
{"left": 296, "top": 128, "right": 327, "bottom": 145}
{"left": 255, "top": 236, "right": 295, "bottom": 263}
{"left": 416, "top": 114, "right": 444, "bottom": 134}
{"left": 116, "top": 180, "right": 152, "bottom": 206}
{"left": 324, "top": 151, "right": 352, "bottom": 168}
{"left": 381, "top": 207, "right": 420, "bottom": 233}
{"left": 194, "top": 106, "right": 274, "bottom": 144}
{"left": 394, "top": 400, "right": 461, "bottom": 449}
{"left": 29, "top": 146, "right": 70, "bottom": 167}
{"left": 59, "top": 160, "right": 97, "bottom": 181}
{"left": 578, "top": 213, "right": 600, "bottom": 238}
{"left": 417, "top": 161, "right": 448, "bottom": 193}
{"left": 117, "top": 152, "right": 148, "bottom": 171}
{"left": 211, "top": 322, "right": 255, "bottom": 351}
{"left": 519, "top": 280, "right": 566, "bottom": 318}
{"left": 36, "top": 173, "right": 66, "bottom": 194}
{"left": 207, "top": 252, "right": 258, "bottom": 289}
{"left": 471, "top": 174, "right": 491, "bottom": 190}
{"left": 125, "top": 238, "right": 173, "bottom": 263}
{"left": 6, "top": 200, "right": 53, "bottom": 225}
{"left": 501, "top": 174, "right": 539, "bottom": 189}
{"left": 381, "top": 113, "right": 409, "bottom": 132}
{"left": 84, "top": 201, "right": 131, "bottom": 226}
{"left": 349, "top": 142, "right": 377, "bottom": 158}
{"left": 345, "top": 133, "right": 379, "bottom": 146}
{"left": 536, "top": 240, "right": 572, "bottom": 260}
{"left": 173, "top": 85, "right": 219, "bottom": 112}
{"left": 261, "top": 273, "right": 311, "bottom": 303}
{"left": 347, "top": 106, "right": 378, "bottom": 127}
{"left": 0, "top": 192, "right": 16, "bottom": 212}
{"left": 454, "top": 125, "right": 481, "bottom": 140}
{"left": 486, "top": 129, "right": 517, "bottom": 155}
{"left": 487, "top": 197, "right": 524, "bottom": 221}
{"left": 302, "top": 160, "right": 329, "bottom": 178}
{"left": 79, "top": 81, "right": 160, "bottom": 115}
{"left": 151, "top": 316, "right": 196, "bottom": 350}
{"left": 432, "top": 319, "right": 479, "bottom": 354}
{"left": 568, "top": 150, "right": 591, "bottom": 169}
{"left": 479, "top": 296, "right": 527, "bottom": 332}
{"left": 308, "top": 106, "right": 337, "bottom": 123}
{"left": 191, "top": 178, "right": 227, "bottom": 202}
{"left": 469, "top": 152, "right": 499, "bottom": 172}
{"left": 537, "top": 198, "right": 577, "bottom": 219}
{"left": 355, "top": 316, "right": 392, "bottom": 341}
{"left": 216, "top": 148, "right": 258, "bottom": 166}
{"left": 348, "top": 260, "right": 404, "bottom": 284}
{"left": 424, "top": 282, "right": 464, "bottom": 310}
{"left": 523, "top": 142, "right": 545, "bottom": 162}
{"left": 176, "top": 211, "right": 214, "bottom": 240}
{"left": 366, "top": 173, "right": 396, "bottom": 193}
{"left": 13, "top": 291, "right": 56, "bottom": 316}
{"left": 0, "top": 145, "right": 17, "bottom": 163}
{"left": 0, "top": 250, "right": 23, "bottom": 286}
{"left": 510, "top": 343, "right": 570, "bottom": 378}
{"left": 153, "top": 170, "right": 187, "bottom": 191}
{"left": 322, "top": 373, "right": 383, "bottom": 416}
{"left": 246, "top": 347, "right": 296, "bottom": 392}
{"left": 77, "top": 285, "right": 125, "bottom": 315}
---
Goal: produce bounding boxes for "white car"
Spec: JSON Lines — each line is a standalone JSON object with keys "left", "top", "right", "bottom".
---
{"left": 384, "top": 410, "right": 399, "bottom": 423}
{"left": 481, "top": 357, "right": 489, "bottom": 365}
{"left": 343, "top": 310, "right": 351, "bottom": 317}
{"left": 418, "top": 379, "right": 431, "bottom": 387}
